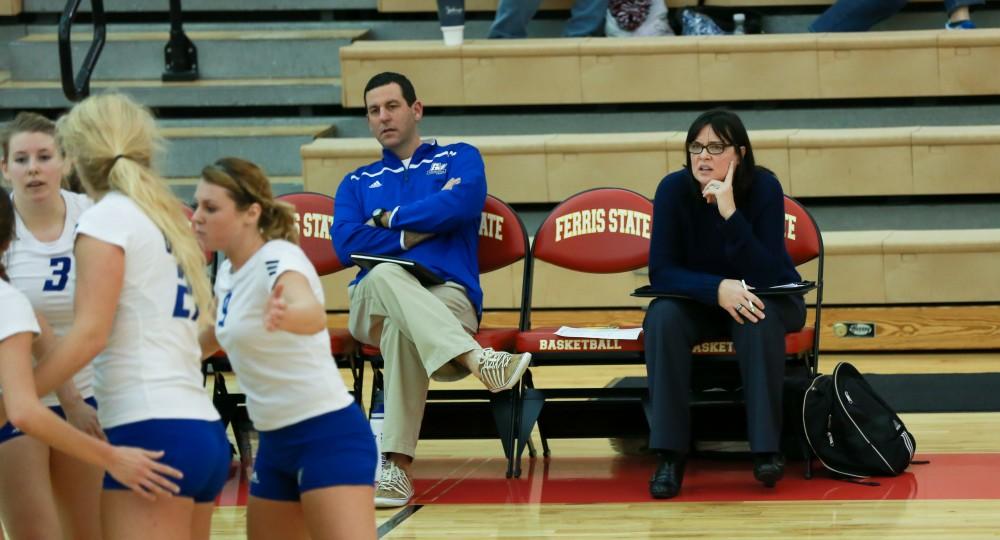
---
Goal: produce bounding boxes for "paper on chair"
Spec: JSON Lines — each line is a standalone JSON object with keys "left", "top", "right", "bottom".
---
{"left": 555, "top": 326, "right": 643, "bottom": 341}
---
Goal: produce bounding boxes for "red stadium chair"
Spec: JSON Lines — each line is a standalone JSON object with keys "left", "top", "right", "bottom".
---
{"left": 511, "top": 188, "right": 653, "bottom": 475}
{"left": 361, "top": 194, "right": 531, "bottom": 476}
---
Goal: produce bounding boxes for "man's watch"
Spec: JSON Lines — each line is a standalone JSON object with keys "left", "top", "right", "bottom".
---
{"left": 372, "top": 208, "right": 388, "bottom": 228}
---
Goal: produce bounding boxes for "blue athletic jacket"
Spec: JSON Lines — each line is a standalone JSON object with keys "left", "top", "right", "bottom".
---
{"left": 331, "top": 140, "right": 487, "bottom": 315}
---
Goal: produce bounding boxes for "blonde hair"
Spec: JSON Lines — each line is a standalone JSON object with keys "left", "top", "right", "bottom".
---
{"left": 201, "top": 157, "right": 299, "bottom": 244}
{"left": 56, "top": 93, "right": 212, "bottom": 322}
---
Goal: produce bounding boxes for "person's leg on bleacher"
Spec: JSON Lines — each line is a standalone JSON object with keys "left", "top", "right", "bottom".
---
{"left": 644, "top": 297, "right": 722, "bottom": 499}
{"left": 488, "top": 0, "right": 544, "bottom": 38}
{"left": 563, "top": 0, "right": 609, "bottom": 37}
{"left": 729, "top": 295, "right": 806, "bottom": 488}
{"left": 944, "top": 0, "right": 984, "bottom": 29}
{"left": 809, "top": 0, "right": 908, "bottom": 32}
{"left": 349, "top": 263, "right": 529, "bottom": 507}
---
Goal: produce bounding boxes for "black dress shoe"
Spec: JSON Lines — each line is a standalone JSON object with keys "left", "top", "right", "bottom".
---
{"left": 753, "top": 453, "right": 785, "bottom": 488}
{"left": 649, "top": 458, "right": 686, "bottom": 499}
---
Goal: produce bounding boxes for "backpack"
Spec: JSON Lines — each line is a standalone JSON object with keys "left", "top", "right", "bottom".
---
{"left": 802, "top": 362, "right": 917, "bottom": 478}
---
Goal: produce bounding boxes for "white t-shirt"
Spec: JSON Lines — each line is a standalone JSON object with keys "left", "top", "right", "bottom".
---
{"left": 3, "top": 190, "right": 95, "bottom": 405}
{"left": 214, "top": 239, "right": 354, "bottom": 431}
{"left": 74, "top": 192, "right": 219, "bottom": 429}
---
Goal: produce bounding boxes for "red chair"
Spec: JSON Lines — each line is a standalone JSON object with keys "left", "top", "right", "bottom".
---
{"left": 360, "top": 194, "right": 531, "bottom": 476}
{"left": 275, "top": 192, "right": 363, "bottom": 401}
{"left": 511, "top": 188, "right": 653, "bottom": 475}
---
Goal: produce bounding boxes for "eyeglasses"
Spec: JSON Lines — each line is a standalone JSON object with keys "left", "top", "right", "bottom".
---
{"left": 688, "top": 142, "right": 732, "bottom": 155}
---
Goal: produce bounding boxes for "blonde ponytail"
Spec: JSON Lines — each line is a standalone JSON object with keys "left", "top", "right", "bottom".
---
{"left": 201, "top": 157, "right": 299, "bottom": 244}
{"left": 56, "top": 93, "right": 213, "bottom": 322}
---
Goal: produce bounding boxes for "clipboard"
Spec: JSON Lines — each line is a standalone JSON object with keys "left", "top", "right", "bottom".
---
{"left": 350, "top": 253, "right": 445, "bottom": 286}
{"left": 632, "top": 281, "right": 816, "bottom": 298}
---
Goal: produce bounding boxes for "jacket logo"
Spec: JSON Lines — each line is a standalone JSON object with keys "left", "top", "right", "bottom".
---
{"left": 368, "top": 180, "right": 383, "bottom": 189}
{"left": 428, "top": 163, "right": 448, "bottom": 175}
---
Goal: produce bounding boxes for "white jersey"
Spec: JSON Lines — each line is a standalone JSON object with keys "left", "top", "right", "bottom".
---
{"left": 214, "top": 239, "right": 353, "bottom": 431}
{"left": 4, "top": 190, "right": 94, "bottom": 405}
{"left": 0, "top": 280, "right": 40, "bottom": 343}
{"left": 75, "top": 192, "right": 219, "bottom": 429}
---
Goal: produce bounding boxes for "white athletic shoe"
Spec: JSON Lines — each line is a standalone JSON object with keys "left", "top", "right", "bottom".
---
{"left": 478, "top": 348, "right": 531, "bottom": 393}
{"left": 374, "top": 459, "right": 413, "bottom": 508}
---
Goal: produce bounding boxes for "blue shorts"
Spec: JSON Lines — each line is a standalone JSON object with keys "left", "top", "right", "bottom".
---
{"left": 0, "top": 396, "right": 98, "bottom": 446}
{"left": 252, "top": 405, "right": 377, "bottom": 501}
{"left": 103, "top": 419, "right": 230, "bottom": 503}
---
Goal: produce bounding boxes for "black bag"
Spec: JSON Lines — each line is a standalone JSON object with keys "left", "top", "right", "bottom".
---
{"left": 802, "top": 362, "right": 916, "bottom": 478}
{"left": 668, "top": 0, "right": 764, "bottom": 35}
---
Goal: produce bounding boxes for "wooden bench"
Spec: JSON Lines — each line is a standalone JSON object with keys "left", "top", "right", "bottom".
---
{"left": 339, "top": 30, "right": 1000, "bottom": 107}
{"left": 302, "top": 126, "right": 1000, "bottom": 203}
{"left": 0, "top": 0, "right": 21, "bottom": 16}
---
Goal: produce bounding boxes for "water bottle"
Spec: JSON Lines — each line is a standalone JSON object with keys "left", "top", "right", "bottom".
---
{"left": 732, "top": 13, "right": 746, "bottom": 35}
{"left": 369, "top": 388, "right": 386, "bottom": 482}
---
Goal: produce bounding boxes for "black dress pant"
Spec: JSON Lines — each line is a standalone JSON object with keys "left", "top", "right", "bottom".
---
{"left": 643, "top": 295, "right": 806, "bottom": 453}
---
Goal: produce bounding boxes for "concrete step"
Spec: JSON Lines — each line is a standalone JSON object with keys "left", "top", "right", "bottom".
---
{"left": 11, "top": 27, "right": 368, "bottom": 80}
{"left": 0, "top": 76, "right": 341, "bottom": 108}
{"left": 317, "top": 102, "right": 1000, "bottom": 140}
{"left": 157, "top": 119, "right": 333, "bottom": 178}
{"left": 22, "top": 0, "right": 376, "bottom": 13}
{"left": 167, "top": 176, "right": 303, "bottom": 203}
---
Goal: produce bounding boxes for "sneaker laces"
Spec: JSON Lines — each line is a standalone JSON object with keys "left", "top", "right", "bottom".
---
{"left": 478, "top": 348, "right": 513, "bottom": 388}
{"left": 378, "top": 462, "right": 412, "bottom": 497}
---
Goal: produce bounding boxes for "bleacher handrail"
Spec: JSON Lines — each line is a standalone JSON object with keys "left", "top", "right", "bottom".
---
{"left": 58, "top": 0, "right": 107, "bottom": 101}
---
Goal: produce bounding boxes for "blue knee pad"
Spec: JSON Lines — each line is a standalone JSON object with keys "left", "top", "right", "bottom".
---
{"left": 251, "top": 404, "right": 377, "bottom": 501}
{"left": 103, "top": 419, "right": 230, "bottom": 503}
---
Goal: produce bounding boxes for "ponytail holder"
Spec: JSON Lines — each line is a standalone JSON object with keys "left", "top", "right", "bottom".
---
{"left": 110, "top": 154, "right": 128, "bottom": 166}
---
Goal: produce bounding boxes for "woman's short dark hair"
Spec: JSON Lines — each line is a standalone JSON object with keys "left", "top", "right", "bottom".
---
{"left": 684, "top": 109, "right": 757, "bottom": 205}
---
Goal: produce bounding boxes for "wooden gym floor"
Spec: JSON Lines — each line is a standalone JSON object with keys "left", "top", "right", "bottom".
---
{"left": 206, "top": 352, "right": 1000, "bottom": 539}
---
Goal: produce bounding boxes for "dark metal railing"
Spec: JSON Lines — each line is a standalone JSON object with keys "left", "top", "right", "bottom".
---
{"left": 58, "top": 0, "right": 107, "bottom": 102}
{"left": 162, "top": 0, "right": 198, "bottom": 81}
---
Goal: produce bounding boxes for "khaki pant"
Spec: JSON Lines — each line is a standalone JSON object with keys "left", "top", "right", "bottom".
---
{"left": 348, "top": 263, "right": 480, "bottom": 458}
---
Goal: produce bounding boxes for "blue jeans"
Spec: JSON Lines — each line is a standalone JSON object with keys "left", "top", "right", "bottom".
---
{"left": 810, "top": 0, "right": 985, "bottom": 32}
{"left": 488, "top": 0, "right": 608, "bottom": 38}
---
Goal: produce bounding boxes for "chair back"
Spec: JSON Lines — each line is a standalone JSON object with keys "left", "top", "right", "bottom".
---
{"left": 784, "top": 195, "right": 822, "bottom": 267}
{"left": 532, "top": 188, "right": 653, "bottom": 274}
{"left": 276, "top": 192, "right": 345, "bottom": 276}
{"left": 478, "top": 194, "right": 528, "bottom": 274}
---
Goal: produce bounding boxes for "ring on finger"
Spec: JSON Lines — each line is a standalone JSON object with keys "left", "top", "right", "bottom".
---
{"left": 747, "top": 304, "right": 756, "bottom": 313}
{"left": 735, "top": 304, "right": 743, "bottom": 311}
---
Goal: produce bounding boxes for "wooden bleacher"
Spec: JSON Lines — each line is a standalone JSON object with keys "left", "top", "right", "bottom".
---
{"left": 302, "top": 127, "right": 1000, "bottom": 203}
{"left": 376, "top": 0, "right": 942, "bottom": 12}
{"left": 338, "top": 31, "right": 1000, "bottom": 107}
{"left": 0, "top": 0, "right": 21, "bottom": 16}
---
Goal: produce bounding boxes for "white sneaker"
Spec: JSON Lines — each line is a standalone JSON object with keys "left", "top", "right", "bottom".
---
{"left": 477, "top": 348, "right": 531, "bottom": 393}
{"left": 374, "top": 459, "right": 413, "bottom": 508}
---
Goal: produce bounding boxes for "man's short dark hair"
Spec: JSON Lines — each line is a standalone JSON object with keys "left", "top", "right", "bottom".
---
{"left": 363, "top": 72, "right": 418, "bottom": 107}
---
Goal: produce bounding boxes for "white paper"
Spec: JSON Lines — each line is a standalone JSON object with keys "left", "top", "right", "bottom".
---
{"left": 554, "top": 326, "right": 643, "bottom": 341}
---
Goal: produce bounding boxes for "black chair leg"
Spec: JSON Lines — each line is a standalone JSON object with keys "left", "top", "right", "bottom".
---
{"left": 515, "top": 387, "right": 545, "bottom": 477}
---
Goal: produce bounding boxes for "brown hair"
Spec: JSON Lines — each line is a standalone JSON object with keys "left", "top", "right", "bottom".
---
{"left": 56, "top": 93, "right": 213, "bottom": 322}
{"left": 2, "top": 112, "right": 84, "bottom": 193}
{"left": 200, "top": 157, "right": 299, "bottom": 244}
{"left": 2, "top": 112, "right": 56, "bottom": 159}
{"left": 0, "top": 188, "right": 14, "bottom": 282}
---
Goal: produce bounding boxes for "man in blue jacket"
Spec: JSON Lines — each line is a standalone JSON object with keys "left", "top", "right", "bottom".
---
{"left": 332, "top": 72, "right": 531, "bottom": 508}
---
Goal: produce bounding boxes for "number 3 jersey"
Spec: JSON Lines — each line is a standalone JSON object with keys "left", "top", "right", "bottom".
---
{"left": 3, "top": 190, "right": 93, "bottom": 406}
{"left": 74, "top": 192, "right": 219, "bottom": 429}
{"left": 213, "top": 239, "right": 354, "bottom": 431}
